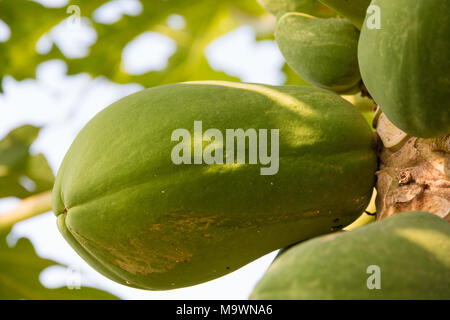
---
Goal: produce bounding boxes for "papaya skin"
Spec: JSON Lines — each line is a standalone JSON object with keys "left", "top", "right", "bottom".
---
{"left": 56, "top": 214, "right": 147, "bottom": 290}
{"left": 53, "top": 81, "right": 376, "bottom": 290}
{"left": 257, "top": 0, "right": 336, "bottom": 18}
{"left": 358, "top": 0, "right": 450, "bottom": 138}
{"left": 251, "top": 211, "right": 450, "bottom": 300}
{"left": 319, "top": 0, "right": 371, "bottom": 30}
{"left": 276, "top": 13, "right": 361, "bottom": 94}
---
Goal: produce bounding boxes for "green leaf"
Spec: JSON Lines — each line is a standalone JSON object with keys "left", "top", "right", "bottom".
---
{"left": 0, "top": 0, "right": 67, "bottom": 82}
{"left": 0, "top": 0, "right": 268, "bottom": 92}
{"left": 0, "top": 228, "right": 119, "bottom": 300}
{"left": 0, "top": 125, "right": 55, "bottom": 199}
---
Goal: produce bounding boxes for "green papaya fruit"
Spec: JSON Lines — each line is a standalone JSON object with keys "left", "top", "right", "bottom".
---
{"left": 53, "top": 81, "right": 377, "bottom": 290}
{"left": 358, "top": 0, "right": 450, "bottom": 138}
{"left": 251, "top": 211, "right": 450, "bottom": 300}
{"left": 276, "top": 13, "right": 361, "bottom": 94}
{"left": 257, "top": 0, "right": 336, "bottom": 18}
{"left": 319, "top": 0, "right": 371, "bottom": 29}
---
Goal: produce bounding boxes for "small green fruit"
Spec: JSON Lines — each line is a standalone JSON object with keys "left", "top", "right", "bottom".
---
{"left": 276, "top": 13, "right": 361, "bottom": 94}
{"left": 358, "top": 0, "right": 450, "bottom": 138}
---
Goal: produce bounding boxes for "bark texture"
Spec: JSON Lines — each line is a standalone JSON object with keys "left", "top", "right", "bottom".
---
{"left": 374, "top": 107, "right": 450, "bottom": 222}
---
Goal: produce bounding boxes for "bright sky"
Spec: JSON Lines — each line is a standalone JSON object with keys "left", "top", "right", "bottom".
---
{"left": 0, "top": 0, "right": 287, "bottom": 299}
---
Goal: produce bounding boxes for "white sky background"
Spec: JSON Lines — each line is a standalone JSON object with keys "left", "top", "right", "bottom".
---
{"left": 0, "top": 0, "right": 286, "bottom": 299}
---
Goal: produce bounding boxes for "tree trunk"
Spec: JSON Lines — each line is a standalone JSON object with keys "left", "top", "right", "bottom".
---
{"left": 373, "top": 106, "right": 450, "bottom": 222}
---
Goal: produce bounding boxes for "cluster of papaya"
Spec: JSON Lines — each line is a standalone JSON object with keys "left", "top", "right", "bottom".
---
{"left": 263, "top": 0, "right": 368, "bottom": 94}
{"left": 52, "top": 0, "right": 449, "bottom": 298}
{"left": 262, "top": 0, "right": 449, "bottom": 138}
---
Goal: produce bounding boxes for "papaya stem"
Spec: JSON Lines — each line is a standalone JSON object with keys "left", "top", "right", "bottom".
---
{"left": 0, "top": 191, "right": 52, "bottom": 231}
{"left": 374, "top": 111, "right": 450, "bottom": 221}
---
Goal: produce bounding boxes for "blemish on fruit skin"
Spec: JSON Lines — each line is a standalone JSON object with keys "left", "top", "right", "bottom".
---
{"left": 168, "top": 213, "right": 218, "bottom": 232}
{"left": 331, "top": 225, "right": 344, "bottom": 231}
{"left": 148, "top": 224, "right": 162, "bottom": 231}
{"left": 68, "top": 228, "right": 192, "bottom": 275}
{"left": 302, "top": 210, "right": 320, "bottom": 217}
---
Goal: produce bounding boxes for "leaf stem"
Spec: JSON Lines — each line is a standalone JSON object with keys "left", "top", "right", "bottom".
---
{"left": 0, "top": 191, "right": 52, "bottom": 231}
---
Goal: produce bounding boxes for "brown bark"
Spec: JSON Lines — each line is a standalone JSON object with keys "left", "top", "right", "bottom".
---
{"left": 374, "top": 107, "right": 450, "bottom": 222}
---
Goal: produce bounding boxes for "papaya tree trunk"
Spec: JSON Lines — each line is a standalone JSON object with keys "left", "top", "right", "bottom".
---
{"left": 373, "top": 107, "right": 450, "bottom": 222}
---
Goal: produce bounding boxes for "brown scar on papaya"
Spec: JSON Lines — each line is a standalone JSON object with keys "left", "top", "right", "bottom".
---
{"left": 69, "top": 228, "right": 192, "bottom": 275}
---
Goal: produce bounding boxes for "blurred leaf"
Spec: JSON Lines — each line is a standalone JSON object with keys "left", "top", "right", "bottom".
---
{"left": 25, "top": 154, "right": 55, "bottom": 189}
{"left": 0, "top": 0, "right": 272, "bottom": 91}
{"left": 0, "top": 125, "right": 55, "bottom": 199}
{"left": 0, "top": 228, "right": 118, "bottom": 300}
{"left": 0, "top": 0, "right": 67, "bottom": 84}
{"left": 64, "top": 0, "right": 246, "bottom": 86}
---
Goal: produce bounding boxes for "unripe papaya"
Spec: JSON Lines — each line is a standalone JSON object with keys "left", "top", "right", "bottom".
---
{"left": 319, "top": 0, "right": 371, "bottom": 30}
{"left": 53, "top": 81, "right": 376, "bottom": 290}
{"left": 257, "top": 0, "right": 335, "bottom": 18}
{"left": 276, "top": 13, "right": 361, "bottom": 94}
{"left": 358, "top": 0, "right": 450, "bottom": 138}
{"left": 251, "top": 211, "right": 450, "bottom": 300}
